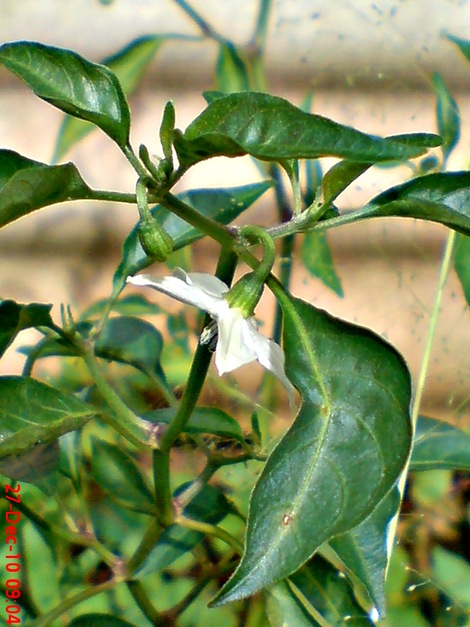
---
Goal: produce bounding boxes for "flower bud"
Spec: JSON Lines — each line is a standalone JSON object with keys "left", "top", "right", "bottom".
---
{"left": 224, "top": 272, "right": 264, "bottom": 318}
{"left": 138, "top": 214, "right": 173, "bottom": 262}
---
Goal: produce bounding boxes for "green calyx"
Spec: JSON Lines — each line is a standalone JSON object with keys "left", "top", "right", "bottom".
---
{"left": 224, "top": 272, "right": 265, "bottom": 317}
{"left": 136, "top": 178, "right": 173, "bottom": 262}
{"left": 225, "top": 225, "right": 276, "bottom": 317}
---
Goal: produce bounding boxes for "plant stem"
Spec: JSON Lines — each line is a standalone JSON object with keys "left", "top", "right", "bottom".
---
{"left": 173, "top": 0, "right": 224, "bottom": 42}
{"left": 176, "top": 516, "right": 243, "bottom": 553}
{"left": 251, "top": 0, "right": 272, "bottom": 54}
{"left": 126, "top": 580, "right": 166, "bottom": 626}
{"left": 29, "top": 580, "right": 116, "bottom": 627}
{"left": 123, "top": 143, "right": 150, "bottom": 180}
{"left": 80, "top": 346, "right": 152, "bottom": 448}
{"left": 127, "top": 520, "right": 163, "bottom": 575}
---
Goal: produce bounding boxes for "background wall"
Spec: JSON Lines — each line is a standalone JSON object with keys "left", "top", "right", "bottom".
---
{"left": 0, "top": 0, "right": 469, "bottom": 425}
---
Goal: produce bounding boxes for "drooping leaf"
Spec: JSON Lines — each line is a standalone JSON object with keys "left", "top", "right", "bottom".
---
{"left": 145, "top": 406, "right": 245, "bottom": 443}
{"left": 0, "top": 300, "right": 53, "bottom": 358}
{"left": 90, "top": 438, "right": 154, "bottom": 514}
{"left": 286, "top": 555, "right": 373, "bottom": 625}
{"left": 135, "top": 483, "right": 233, "bottom": 577}
{"left": 454, "top": 233, "right": 470, "bottom": 306}
{"left": 95, "top": 316, "right": 165, "bottom": 380}
{"left": 410, "top": 415, "right": 470, "bottom": 471}
{"left": 329, "top": 487, "right": 401, "bottom": 618}
{"left": 174, "top": 92, "right": 440, "bottom": 167}
{"left": 0, "top": 150, "right": 93, "bottom": 229}
{"left": 433, "top": 72, "right": 460, "bottom": 161}
{"left": 0, "top": 376, "right": 96, "bottom": 458}
{"left": 113, "top": 181, "right": 272, "bottom": 295}
{"left": 216, "top": 42, "right": 251, "bottom": 93}
{"left": 213, "top": 294, "right": 412, "bottom": 605}
{"left": 53, "top": 35, "right": 166, "bottom": 160}
{"left": 301, "top": 231, "right": 343, "bottom": 296}
{"left": 0, "top": 41, "right": 131, "bottom": 148}
{"left": 351, "top": 171, "right": 470, "bottom": 236}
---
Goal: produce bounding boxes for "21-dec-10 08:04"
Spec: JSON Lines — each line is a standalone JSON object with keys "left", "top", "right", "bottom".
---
{"left": 4, "top": 483, "right": 22, "bottom": 624}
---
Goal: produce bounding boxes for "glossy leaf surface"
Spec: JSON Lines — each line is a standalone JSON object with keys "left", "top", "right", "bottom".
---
{"left": 410, "top": 415, "right": 470, "bottom": 471}
{"left": 113, "top": 182, "right": 272, "bottom": 294}
{"left": 330, "top": 487, "right": 401, "bottom": 617}
{"left": 0, "top": 41, "right": 130, "bottom": 147}
{"left": 454, "top": 233, "right": 470, "bottom": 306}
{"left": 301, "top": 231, "right": 343, "bottom": 296}
{"left": 0, "top": 300, "right": 53, "bottom": 358}
{"left": 0, "top": 376, "right": 96, "bottom": 458}
{"left": 357, "top": 171, "right": 470, "bottom": 236}
{"left": 0, "top": 150, "right": 93, "bottom": 229}
{"left": 175, "top": 92, "right": 440, "bottom": 167}
{"left": 214, "top": 295, "right": 412, "bottom": 605}
{"left": 54, "top": 35, "right": 165, "bottom": 159}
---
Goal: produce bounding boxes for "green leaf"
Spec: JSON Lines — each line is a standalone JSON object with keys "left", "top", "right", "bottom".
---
{"left": 448, "top": 33, "right": 470, "bottom": 63}
{"left": 80, "top": 294, "right": 162, "bottom": 320}
{"left": 0, "top": 150, "right": 93, "bottom": 229}
{"left": 90, "top": 438, "right": 154, "bottom": 514}
{"left": 0, "top": 300, "right": 53, "bottom": 358}
{"left": 216, "top": 42, "right": 251, "bottom": 93}
{"left": 329, "top": 487, "right": 401, "bottom": 618}
{"left": 410, "top": 415, "right": 470, "bottom": 471}
{"left": 322, "top": 160, "right": 370, "bottom": 204}
{"left": 301, "top": 231, "right": 343, "bottom": 296}
{"left": 145, "top": 407, "right": 245, "bottom": 443}
{"left": 95, "top": 316, "right": 165, "bottom": 380}
{"left": 0, "top": 41, "right": 130, "bottom": 148}
{"left": 286, "top": 555, "right": 373, "bottom": 625}
{"left": 454, "top": 233, "right": 470, "bottom": 306}
{"left": 68, "top": 615, "right": 136, "bottom": 627}
{"left": 431, "top": 546, "right": 470, "bottom": 609}
{"left": 53, "top": 35, "right": 165, "bottom": 160}
{"left": 135, "top": 483, "right": 232, "bottom": 577}
{"left": 357, "top": 171, "right": 470, "bottom": 236}
{"left": 265, "top": 582, "right": 318, "bottom": 627}
{"left": 112, "top": 181, "right": 272, "bottom": 295}
{"left": 213, "top": 295, "right": 412, "bottom": 605}
{"left": 433, "top": 72, "right": 460, "bottom": 161}
{"left": 174, "top": 92, "right": 440, "bottom": 167}
{"left": 0, "top": 376, "right": 96, "bottom": 458}
{"left": 0, "top": 441, "right": 59, "bottom": 483}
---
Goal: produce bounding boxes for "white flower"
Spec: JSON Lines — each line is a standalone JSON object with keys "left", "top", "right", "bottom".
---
{"left": 127, "top": 269, "right": 296, "bottom": 408}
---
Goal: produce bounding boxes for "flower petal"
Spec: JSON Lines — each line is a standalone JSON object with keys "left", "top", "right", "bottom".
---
{"left": 242, "top": 319, "right": 297, "bottom": 408}
{"left": 127, "top": 269, "right": 228, "bottom": 316}
{"left": 215, "top": 309, "right": 257, "bottom": 374}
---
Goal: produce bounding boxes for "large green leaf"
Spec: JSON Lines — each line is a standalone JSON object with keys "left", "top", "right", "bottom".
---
{"left": 213, "top": 295, "right": 412, "bottom": 605}
{"left": 0, "top": 376, "right": 96, "bottom": 458}
{"left": 0, "top": 150, "right": 93, "bottom": 228}
{"left": 0, "top": 300, "right": 53, "bottom": 358}
{"left": 174, "top": 92, "right": 440, "bottom": 167}
{"left": 352, "top": 171, "right": 470, "bottom": 236}
{"left": 454, "top": 233, "right": 470, "bottom": 306}
{"left": 135, "top": 483, "right": 233, "bottom": 577}
{"left": 0, "top": 41, "right": 130, "bottom": 148}
{"left": 113, "top": 182, "right": 272, "bottom": 294}
{"left": 329, "top": 487, "right": 401, "bottom": 618}
{"left": 286, "top": 555, "right": 373, "bottom": 625}
{"left": 410, "top": 415, "right": 470, "bottom": 471}
{"left": 53, "top": 35, "right": 166, "bottom": 160}
{"left": 301, "top": 231, "right": 343, "bottom": 296}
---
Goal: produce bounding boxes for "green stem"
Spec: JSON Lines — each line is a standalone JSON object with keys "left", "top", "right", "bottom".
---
{"left": 153, "top": 449, "right": 175, "bottom": 526}
{"left": 126, "top": 580, "right": 166, "bottom": 626}
{"left": 238, "top": 224, "right": 276, "bottom": 279}
{"left": 176, "top": 516, "right": 243, "bottom": 553}
{"left": 29, "top": 580, "right": 116, "bottom": 627}
{"left": 173, "top": 0, "right": 224, "bottom": 42}
{"left": 127, "top": 520, "right": 163, "bottom": 575}
{"left": 251, "top": 0, "right": 272, "bottom": 53}
{"left": 161, "top": 193, "right": 235, "bottom": 248}
{"left": 122, "top": 143, "right": 150, "bottom": 180}
{"left": 80, "top": 346, "right": 152, "bottom": 448}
